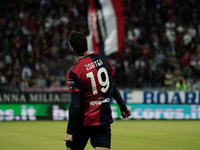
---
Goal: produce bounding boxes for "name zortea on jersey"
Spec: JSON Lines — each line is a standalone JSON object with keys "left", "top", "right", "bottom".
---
{"left": 90, "top": 98, "right": 110, "bottom": 106}
{"left": 85, "top": 59, "right": 103, "bottom": 70}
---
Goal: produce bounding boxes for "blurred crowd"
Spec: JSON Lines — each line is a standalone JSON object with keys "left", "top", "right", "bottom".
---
{"left": 109, "top": 0, "right": 200, "bottom": 91}
{"left": 1, "top": 0, "right": 200, "bottom": 92}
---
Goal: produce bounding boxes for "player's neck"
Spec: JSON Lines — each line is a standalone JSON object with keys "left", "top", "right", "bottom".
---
{"left": 77, "top": 51, "right": 90, "bottom": 59}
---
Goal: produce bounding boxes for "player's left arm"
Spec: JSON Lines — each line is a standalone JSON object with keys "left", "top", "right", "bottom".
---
{"left": 112, "top": 82, "right": 132, "bottom": 119}
{"left": 107, "top": 59, "right": 131, "bottom": 118}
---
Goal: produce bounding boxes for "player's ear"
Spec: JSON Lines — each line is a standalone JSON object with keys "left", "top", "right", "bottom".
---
{"left": 71, "top": 47, "right": 76, "bottom": 54}
{"left": 68, "top": 42, "right": 73, "bottom": 52}
{"left": 69, "top": 45, "right": 74, "bottom": 52}
{"left": 70, "top": 46, "right": 78, "bottom": 57}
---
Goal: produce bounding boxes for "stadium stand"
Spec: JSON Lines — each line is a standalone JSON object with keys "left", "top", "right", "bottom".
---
{"left": 0, "top": 0, "right": 200, "bottom": 92}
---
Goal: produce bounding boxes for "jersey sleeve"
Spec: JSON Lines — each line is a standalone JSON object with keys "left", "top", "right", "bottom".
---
{"left": 67, "top": 92, "right": 80, "bottom": 134}
{"left": 108, "top": 60, "right": 115, "bottom": 78}
{"left": 113, "top": 82, "right": 127, "bottom": 112}
{"left": 66, "top": 70, "right": 81, "bottom": 92}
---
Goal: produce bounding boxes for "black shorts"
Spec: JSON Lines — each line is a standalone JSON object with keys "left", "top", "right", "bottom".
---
{"left": 66, "top": 124, "right": 111, "bottom": 149}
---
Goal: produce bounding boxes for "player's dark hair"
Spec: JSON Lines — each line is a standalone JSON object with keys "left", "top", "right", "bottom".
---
{"left": 68, "top": 30, "right": 88, "bottom": 54}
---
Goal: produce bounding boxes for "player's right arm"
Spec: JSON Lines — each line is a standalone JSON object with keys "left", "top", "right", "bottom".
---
{"left": 66, "top": 92, "right": 80, "bottom": 134}
{"left": 64, "top": 70, "right": 81, "bottom": 141}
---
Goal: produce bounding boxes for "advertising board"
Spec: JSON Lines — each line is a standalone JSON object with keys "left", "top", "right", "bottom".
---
{"left": 0, "top": 104, "right": 200, "bottom": 121}
{"left": 1, "top": 91, "right": 200, "bottom": 104}
{"left": 111, "top": 90, "right": 200, "bottom": 104}
{"left": 0, "top": 92, "right": 70, "bottom": 103}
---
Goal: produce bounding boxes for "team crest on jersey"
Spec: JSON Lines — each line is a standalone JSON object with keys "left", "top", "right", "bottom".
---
{"left": 67, "top": 79, "right": 75, "bottom": 86}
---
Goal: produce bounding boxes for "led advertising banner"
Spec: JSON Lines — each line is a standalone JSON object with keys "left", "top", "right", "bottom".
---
{"left": 0, "top": 104, "right": 200, "bottom": 121}
{"left": 124, "top": 104, "right": 200, "bottom": 120}
{"left": 0, "top": 104, "right": 55, "bottom": 121}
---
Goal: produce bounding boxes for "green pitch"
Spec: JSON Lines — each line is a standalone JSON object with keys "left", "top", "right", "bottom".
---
{"left": 0, "top": 120, "right": 199, "bottom": 150}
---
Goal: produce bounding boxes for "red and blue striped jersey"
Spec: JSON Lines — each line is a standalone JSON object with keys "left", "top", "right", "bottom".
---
{"left": 66, "top": 53, "right": 115, "bottom": 126}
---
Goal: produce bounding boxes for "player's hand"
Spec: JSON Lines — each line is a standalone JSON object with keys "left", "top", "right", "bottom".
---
{"left": 63, "top": 133, "right": 73, "bottom": 142}
{"left": 121, "top": 109, "right": 132, "bottom": 119}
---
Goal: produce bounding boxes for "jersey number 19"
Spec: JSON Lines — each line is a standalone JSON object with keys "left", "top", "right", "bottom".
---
{"left": 86, "top": 67, "right": 110, "bottom": 95}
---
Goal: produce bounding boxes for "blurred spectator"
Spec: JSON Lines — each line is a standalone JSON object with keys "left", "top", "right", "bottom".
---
{"left": 195, "top": 78, "right": 200, "bottom": 90}
{"left": 188, "top": 23, "right": 197, "bottom": 38}
{"left": 0, "top": 73, "right": 7, "bottom": 86}
{"left": 153, "top": 67, "right": 165, "bottom": 87}
{"left": 13, "top": 59, "right": 21, "bottom": 77}
{"left": 50, "top": 75, "right": 61, "bottom": 87}
{"left": 135, "top": 57, "right": 145, "bottom": 70}
{"left": 187, "top": 78, "right": 196, "bottom": 91}
{"left": 141, "top": 44, "right": 151, "bottom": 60}
{"left": 175, "top": 77, "right": 187, "bottom": 91}
{"left": 0, "top": 52, "right": 6, "bottom": 73}
{"left": 35, "top": 74, "right": 46, "bottom": 87}
{"left": 50, "top": 42, "right": 59, "bottom": 57}
{"left": 21, "top": 65, "right": 32, "bottom": 80}
{"left": 45, "top": 72, "right": 52, "bottom": 87}
{"left": 183, "top": 32, "right": 192, "bottom": 47}
{"left": 164, "top": 69, "right": 174, "bottom": 87}
{"left": 164, "top": 60, "right": 175, "bottom": 73}
{"left": 136, "top": 66, "right": 146, "bottom": 88}
{"left": 190, "top": 53, "right": 200, "bottom": 77}
{"left": 9, "top": 77, "right": 20, "bottom": 92}
{"left": 182, "top": 65, "right": 194, "bottom": 79}
{"left": 177, "top": 23, "right": 184, "bottom": 33}
{"left": 4, "top": 52, "right": 13, "bottom": 65}
{"left": 159, "top": 32, "right": 170, "bottom": 55}
{"left": 146, "top": 68, "right": 155, "bottom": 87}
{"left": 29, "top": 77, "right": 36, "bottom": 87}
{"left": 20, "top": 76, "right": 30, "bottom": 90}
{"left": 155, "top": 51, "right": 166, "bottom": 65}
{"left": 165, "top": 19, "right": 176, "bottom": 55}
{"left": 6, "top": 65, "right": 13, "bottom": 83}
{"left": 180, "top": 51, "right": 192, "bottom": 67}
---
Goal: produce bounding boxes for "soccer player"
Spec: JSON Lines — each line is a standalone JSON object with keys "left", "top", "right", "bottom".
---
{"left": 63, "top": 30, "right": 132, "bottom": 150}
